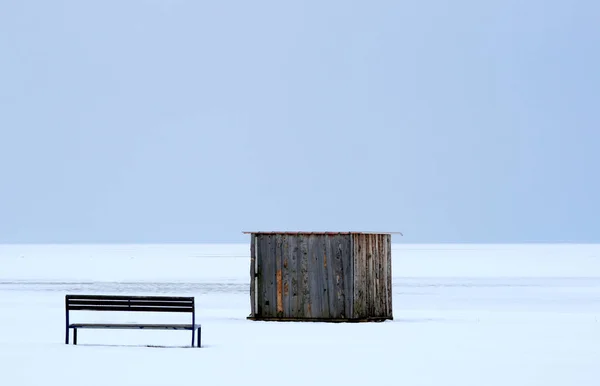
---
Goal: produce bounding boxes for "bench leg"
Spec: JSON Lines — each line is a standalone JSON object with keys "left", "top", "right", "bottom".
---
{"left": 65, "top": 327, "right": 69, "bottom": 345}
{"left": 73, "top": 328, "right": 77, "bottom": 345}
{"left": 197, "top": 327, "right": 201, "bottom": 348}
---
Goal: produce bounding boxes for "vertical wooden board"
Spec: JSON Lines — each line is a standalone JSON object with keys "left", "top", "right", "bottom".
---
{"left": 305, "top": 235, "right": 320, "bottom": 318}
{"left": 261, "top": 234, "right": 276, "bottom": 318}
{"left": 298, "top": 234, "right": 310, "bottom": 318}
{"left": 377, "top": 235, "right": 387, "bottom": 316}
{"left": 380, "top": 234, "right": 388, "bottom": 317}
{"left": 323, "top": 235, "right": 334, "bottom": 317}
{"left": 366, "top": 235, "right": 372, "bottom": 316}
{"left": 386, "top": 234, "right": 393, "bottom": 318}
{"left": 364, "top": 234, "right": 371, "bottom": 317}
{"left": 320, "top": 235, "right": 331, "bottom": 318}
{"left": 344, "top": 234, "right": 353, "bottom": 319}
{"left": 325, "top": 235, "right": 351, "bottom": 319}
{"left": 351, "top": 234, "right": 357, "bottom": 319}
{"left": 352, "top": 233, "right": 367, "bottom": 319}
{"left": 367, "top": 234, "right": 374, "bottom": 317}
{"left": 375, "top": 235, "right": 385, "bottom": 316}
{"left": 255, "top": 235, "right": 262, "bottom": 317}
{"left": 351, "top": 234, "right": 362, "bottom": 319}
{"left": 309, "top": 235, "right": 328, "bottom": 319}
{"left": 287, "top": 235, "right": 298, "bottom": 317}
{"left": 363, "top": 234, "right": 370, "bottom": 318}
{"left": 384, "top": 234, "right": 391, "bottom": 317}
{"left": 306, "top": 235, "right": 316, "bottom": 318}
{"left": 377, "top": 234, "right": 385, "bottom": 317}
{"left": 249, "top": 235, "right": 256, "bottom": 317}
{"left": 325, "top": 235, "right": 341, "bottom": 318}
{"left": 270, "top": 234, "right": 279, "bottom": 318}
{"left": 281, "top": 234, "right": 291, "bottom": 318}
{"left": 364, "top": 235, "right": 368, "bottom": 317}
{"left": 372, "top": 235, "right": 380, "bottom": 316}
{"left": 258, "top": 234, "right": 267, "bottom": 318}
{"left": 275, "top": 234, "right": 284, "bottom": 317}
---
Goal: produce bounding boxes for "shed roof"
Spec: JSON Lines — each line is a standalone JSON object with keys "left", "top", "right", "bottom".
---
{"left": 242, "top": 231, "right": 403, "bottom": 236}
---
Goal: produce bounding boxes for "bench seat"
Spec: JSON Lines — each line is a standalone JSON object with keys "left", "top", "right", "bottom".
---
{"left": 69, "top": 323, "right": 201, "bottom": 330}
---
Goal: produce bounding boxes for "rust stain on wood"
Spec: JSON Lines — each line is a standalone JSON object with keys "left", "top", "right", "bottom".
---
{"left": 284, "top": 258, "right": 288, "bottom": 268}
{"left": 323, "top": 251, "right": 327, "bottom": 268}
{"left": 276, "top": 269, "right": 283, "bottom": 314}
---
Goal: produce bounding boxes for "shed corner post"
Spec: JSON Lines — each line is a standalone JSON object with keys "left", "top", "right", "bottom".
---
{"left": 386, "top": 234, "right": 394, "bottom": 320}
{"left": 250, "top": 234, "right": 257, "bottom": 318}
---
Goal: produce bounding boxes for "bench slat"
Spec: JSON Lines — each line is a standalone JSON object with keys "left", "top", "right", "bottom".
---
{"left": 66, "top": 295, "right": 194, "bottom": 301}
{"left": 69, "top": 323, "right": 201, "bottom": 330}
{"left": 68, "top": 305, "right": 194, "bottom": 313}
{"left": 68, "top": 300, "right": 193, "bottom": 307}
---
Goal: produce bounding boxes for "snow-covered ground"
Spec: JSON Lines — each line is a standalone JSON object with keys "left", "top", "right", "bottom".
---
{"left": 1, "top": 243, "right": 599, "bottom": 386}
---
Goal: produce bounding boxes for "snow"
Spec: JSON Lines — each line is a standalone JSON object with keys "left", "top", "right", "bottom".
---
{"left": 1, "top": 243, "right": 599, "bottom": 386}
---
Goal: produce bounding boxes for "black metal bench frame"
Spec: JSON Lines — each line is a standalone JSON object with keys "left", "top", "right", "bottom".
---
{"left": 65, "top": 294, "right": 201, "bottom": 347}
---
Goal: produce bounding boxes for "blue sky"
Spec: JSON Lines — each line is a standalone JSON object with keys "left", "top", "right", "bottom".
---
{"left": 1, "top": 0, "right": 598, "bottom": 243}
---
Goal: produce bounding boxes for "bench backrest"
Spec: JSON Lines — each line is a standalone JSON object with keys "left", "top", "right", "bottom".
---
{"left": 65, "top": 295, "right": 195, "bottom": 313}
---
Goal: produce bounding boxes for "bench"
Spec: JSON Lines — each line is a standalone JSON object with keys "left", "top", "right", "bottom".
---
{"left": 65, "top": 294, "right": 202, "bottom": 347}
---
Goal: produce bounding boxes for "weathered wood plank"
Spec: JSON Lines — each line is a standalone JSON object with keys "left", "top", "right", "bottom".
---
{"left": 307, "top": 235, "right": 316, "bottom": 318}
{"left": 298, "top": 234, "right": 310, "bottom": 318}
{"left": 371, "top": 234, "right": 382, "bottom": 317}
{"left": 255, "top": 235, "right": 262, "bottom": 317}
{"left": 345, "top": 234, "right": 353, "bottom": 319}
{"left": 269, "top": 234, "right": 278, "bottom": 318}
{"left": 256, "top": 234, "right": 264, "bottom": 317}
{"left": 367, "top": 234, "right": 374, "bottom": 317}
{"left": 306, "top": 235, "right": 320, "bottom": 318}
{"left": 381, "top": 237, "right": 390, "bottom": 316}
{"left": 370, "top": 235, "right": 377, "bottom": 317}
{"left": 315, "top": 235, "right": 330, "bottom": 318}
{"left": 275, "top": 234, "right": 284, "bottom": 317}
{"left": 320, "top": 236, "right": 328, "bottom": 318}
{"left": 353, "top": 233, "right": 368, "bottom": 319}
{"left": 281, "top": 234, "right": 291, "bottom": 318}
{"left": 324, "top": 236, "right": 336, "bottom": 318}
{"left": 352, "top": 233, "right": 358, "bottom": 319}
{"left": 375, "top": 235, "right": 385, "bottom": 316}
{"left": 287, "top": 235, "right": 298, "bottom": 317}
{"left": 378, "top": 235, "right": 387, "bottom": 316}
{"left": 329, "top": 235, "right": 348, "bottom": 319}
{"left": 365, "top": 234, "right": 371, "bottom": 317}
{"left": 261, "top": 234, "right": 275, "bottom": 318}
{"left": 386, "top": 234, "right": 393, "bottom": 318}
{"left": 384, "top": 234, "right": 391, "bottom": 317}
{"left": 362, "top": 233, "right": 369, "bottom": 319}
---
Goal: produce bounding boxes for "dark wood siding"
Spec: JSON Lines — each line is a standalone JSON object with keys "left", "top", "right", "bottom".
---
{"left": 250, "top": 232, "right": 391, "bottom": 321}
{"left": 351, "top": 233, "right": 392, "bottom": 319}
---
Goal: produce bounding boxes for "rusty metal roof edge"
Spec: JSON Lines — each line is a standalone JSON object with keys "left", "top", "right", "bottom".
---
{"left": 242, "top": 231, "right": 403, "bottom": 236}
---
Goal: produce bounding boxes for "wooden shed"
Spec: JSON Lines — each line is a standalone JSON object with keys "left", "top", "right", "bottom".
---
{"left": 244, "top": 231, "right": 397, "bottom": 322}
